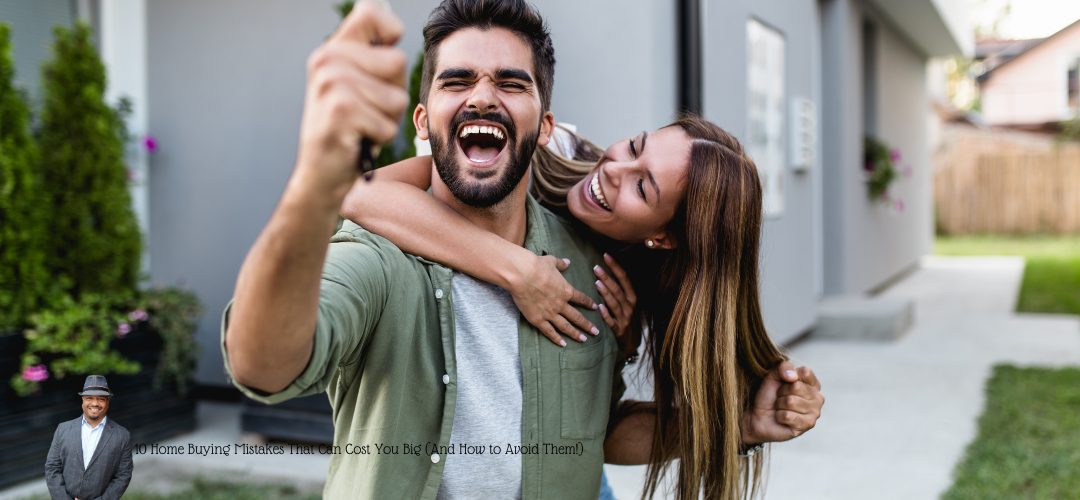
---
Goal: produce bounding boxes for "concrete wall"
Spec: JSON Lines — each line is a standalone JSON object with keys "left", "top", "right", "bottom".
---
{"left": 145, "top": 0, "right": 677, "bottom": 386}
{"left": 982, "top": 21, "right": 1080, "bottom": 125}
{"left": 821, "top": 0, "right": 933, "bottom": 295}
{"left": 702, "top": 0, "right": 823, "bottom": 344}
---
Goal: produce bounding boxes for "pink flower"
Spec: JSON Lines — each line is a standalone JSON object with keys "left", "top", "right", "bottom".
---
{"left": 21, "top": 364, "right": 49, "bottom": 382}
{"left": 902, "top": 164, "right": 913, "bottom": 178}
{"left": 894, "top": 199, "right": 905, "bottom": 213}
{"left": 144, "top": 135, "right": 158, "bottom": 153}
{"left": 128, "top": 308, "right": 149, "bottom": 322}
{"left": 889, "top": 148, "right": 901, "bottom": 163}
{"left": 117, "top": 322, "right": 132, "bottom": 337}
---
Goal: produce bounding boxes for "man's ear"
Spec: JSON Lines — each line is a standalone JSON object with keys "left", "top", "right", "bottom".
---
{"left": 647, "top": 231, "right": 678, "bottom": 250}
{"left": 535, "top": 111, "right": 555, "bottom": 147}
{"left": 413, "top": 104, "right": 429, "bottom": 140}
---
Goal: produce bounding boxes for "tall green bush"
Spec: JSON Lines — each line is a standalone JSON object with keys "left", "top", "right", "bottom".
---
{"left": 0, "top": 24, "right": 50, "bottom": 331}
{"left": 37, "top": 22, "right": 140, "bottom": 296}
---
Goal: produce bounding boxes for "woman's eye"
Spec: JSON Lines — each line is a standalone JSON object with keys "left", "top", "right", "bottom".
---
{"left": 637, "top": 178, "right": 647, "bottom": 200}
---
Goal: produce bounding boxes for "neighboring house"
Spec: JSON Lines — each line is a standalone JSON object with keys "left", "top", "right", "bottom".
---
{"left": 978, "top": 18, "right": 1080, "bottom": 126}
{"left": 3, "top": 0, "right": 968, "bottom": 391}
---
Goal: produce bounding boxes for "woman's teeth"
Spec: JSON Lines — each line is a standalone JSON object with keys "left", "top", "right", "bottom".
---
{"left": 590, "top": 173, "right": 611, "bottom": 210}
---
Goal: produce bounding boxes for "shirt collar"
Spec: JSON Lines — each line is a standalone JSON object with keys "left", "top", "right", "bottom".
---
{"left": 81, "top": 415, "right": 107, "bottom": 429}
{"left": 522, "top": 195, "right": 552, "bottom": 256}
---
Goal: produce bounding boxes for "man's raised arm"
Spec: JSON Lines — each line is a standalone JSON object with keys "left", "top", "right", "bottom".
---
{"left": 225, "top": 2, "right": 407, "bottom": 393}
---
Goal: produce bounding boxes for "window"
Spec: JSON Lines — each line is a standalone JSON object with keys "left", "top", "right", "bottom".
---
{"left": 746, "top": 19, "right": 786, "bottom": 217}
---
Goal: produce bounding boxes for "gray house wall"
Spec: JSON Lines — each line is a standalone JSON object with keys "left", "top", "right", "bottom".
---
{"left": 145, "top": 0, "right": 342, "bottom": 385}
{"left": 702, "top": 0, "right": 823, "bottom": 344}
{"left": 821, "top": 0, "right": 933, "bottom": 295}
{"left": 0, "top": 0, "right": 75, "bottom": 109}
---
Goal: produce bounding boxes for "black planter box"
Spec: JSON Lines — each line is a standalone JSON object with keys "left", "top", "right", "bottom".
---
{"left": 241, "top": 394, "right": 334, "bottom": 444}
{"left": 0, "top": 329, "right": 196, "bottom": 489}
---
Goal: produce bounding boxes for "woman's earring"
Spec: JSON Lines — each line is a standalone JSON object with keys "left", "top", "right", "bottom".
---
{"left": 646, "top": 240, "right": 656, "bottom": 249}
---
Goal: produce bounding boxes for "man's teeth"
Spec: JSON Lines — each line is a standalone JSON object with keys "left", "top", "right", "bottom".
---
{"left": 459, "top": 125, "right": 505, "bottom": 140}
{"left": 590, "top": 174, "right": 611, "bottom": 210}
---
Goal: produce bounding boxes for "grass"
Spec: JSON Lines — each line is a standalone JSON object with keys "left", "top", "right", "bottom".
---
{"left": 19, "top": 478, "right": 320, "bottom": 500}
{"left": 943, "top": 365, "right": 1080, "bottom": 500}
{"left": 935, "top": 235, "right": 1080, "bottom": 315}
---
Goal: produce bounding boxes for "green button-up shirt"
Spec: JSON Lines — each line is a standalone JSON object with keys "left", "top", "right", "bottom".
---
{"left": 221, "top": 196, "right": 624, "bottom": 499}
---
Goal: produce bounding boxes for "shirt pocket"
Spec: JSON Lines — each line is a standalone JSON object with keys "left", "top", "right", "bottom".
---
{"left": 559, "top": 338, "right": 615, "bottom": 440}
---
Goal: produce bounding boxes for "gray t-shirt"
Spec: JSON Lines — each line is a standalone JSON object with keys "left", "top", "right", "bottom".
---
{"left": 436, "top": 273, "right": 523, "bottom": 499}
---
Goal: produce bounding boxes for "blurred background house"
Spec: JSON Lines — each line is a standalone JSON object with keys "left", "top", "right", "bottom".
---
{"left": 930, "top": 3, "right": 1080, "bottom": 237}
{"left": 977, "top": 19, "right": 1080, "bottom": 129}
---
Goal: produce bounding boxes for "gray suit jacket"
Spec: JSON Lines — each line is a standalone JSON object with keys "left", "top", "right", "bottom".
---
{"left": 44, "top": 416, "right": 133, "bottom": 500}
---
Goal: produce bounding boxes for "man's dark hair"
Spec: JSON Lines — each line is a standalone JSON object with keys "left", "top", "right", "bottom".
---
{"left": 420, "top": 0, "right": 555, "bottom": 111}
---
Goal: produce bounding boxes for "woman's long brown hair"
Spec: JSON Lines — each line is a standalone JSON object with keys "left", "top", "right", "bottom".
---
{"left": 531, "top": 115, "right": 787, "bottom": 499}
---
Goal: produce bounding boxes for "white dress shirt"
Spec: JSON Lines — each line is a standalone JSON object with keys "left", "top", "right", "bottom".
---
{"left": 81, "top": 415, "right": 107, "bottom": 469}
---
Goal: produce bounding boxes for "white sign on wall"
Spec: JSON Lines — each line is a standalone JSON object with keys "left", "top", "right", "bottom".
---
{"left": 746, "top": 18, "right": 786, "bottom": 217}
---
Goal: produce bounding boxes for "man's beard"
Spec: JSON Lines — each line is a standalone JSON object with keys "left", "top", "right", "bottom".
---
{"left": 429, "top": 110, "right": 539, "bottom": 208}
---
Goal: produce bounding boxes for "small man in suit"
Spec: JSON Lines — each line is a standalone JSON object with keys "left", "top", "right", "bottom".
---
{"left": 45, "top": 375, "right": 134, "bottom": 500}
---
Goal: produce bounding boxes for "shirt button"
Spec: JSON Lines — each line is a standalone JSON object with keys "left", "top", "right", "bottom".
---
{"left": 431, "top": 453, "right": 440, "bottom": 464}
{"left": 442, "top": 374, "right": 450, "bottom": 385}
{"left": 435, "top": 288, "right": 444, "bottom": 299}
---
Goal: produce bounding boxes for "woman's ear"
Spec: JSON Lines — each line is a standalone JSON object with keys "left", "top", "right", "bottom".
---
{"left": 646, "top": 231, "right": 678, "bottom": 250}
{"left": 413, "top": 104, "right": 429, "bottom": 140}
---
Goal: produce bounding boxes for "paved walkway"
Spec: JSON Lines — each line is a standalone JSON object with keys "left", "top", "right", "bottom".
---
{"left": 606, "top": 256, "right": 1080, "bottom": 499}
{"left": 4, "top": 256, "right": 1078, "bottom": 499}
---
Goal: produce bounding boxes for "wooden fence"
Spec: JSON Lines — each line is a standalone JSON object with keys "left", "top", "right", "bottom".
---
{"left": 934, "top": 125, "right": 1080, "bottom": 234}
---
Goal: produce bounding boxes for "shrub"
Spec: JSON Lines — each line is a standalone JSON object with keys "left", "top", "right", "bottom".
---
{"left": 0, "top": 24, "right": 51, "bottom": 332}
{"left": 137, "top": 287, "right": 201, "bottom": 395}
{"left": 10, "top": 293, "right": 141, "bottom": 396}
{"left": 36, "top": 22, "right": 141, "bottom": 297}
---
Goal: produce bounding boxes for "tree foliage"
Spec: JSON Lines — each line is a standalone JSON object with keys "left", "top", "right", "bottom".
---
{"left": 0, "top": 24, "right": 50, "bottom": 331}
{"left": 36, "top": 23, "right": 141, "bottom": 297}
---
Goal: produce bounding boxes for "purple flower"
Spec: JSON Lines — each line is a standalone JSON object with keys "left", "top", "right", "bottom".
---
{"left": 889, "top": 148, "right": 901, "bottom": 163}
{"left": 144, "top": 135, "right": 158, "bottom": 153}
{"left": 894, "top": 199, "right": 905, "bottom": 213}
{"left": 902, "top": 164, "right": 913, "bottom": 178}
{"left": 117, "top": 322, "right": 132, "bottom": 337}
{"left": 128, "top": 308, "right": 149, "bottom": 322}
{"left": 864, "top": 161, "right": 875, "bottom": 172}
{"left": 21, "top": 364, "right": 49, "bottom": 382}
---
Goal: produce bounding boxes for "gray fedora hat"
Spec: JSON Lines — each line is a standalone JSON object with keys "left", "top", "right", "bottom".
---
{"left": 78, "top": 375, "right": 112, "bottom": 397}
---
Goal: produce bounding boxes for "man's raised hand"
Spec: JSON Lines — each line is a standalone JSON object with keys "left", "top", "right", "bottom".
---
{"left": 294, "top": 0, "right": 408, "bottom": 197}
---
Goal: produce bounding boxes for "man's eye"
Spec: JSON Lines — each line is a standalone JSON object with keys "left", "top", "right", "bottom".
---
{"left": 443, "top": 81, "right": 467, "bottom": 88}
{"left": 637, "top": 179, "right": 647, "bottom": 199}
{"left": 500, "top": 82, "right": 525, "bottom": 91}
{"left": 629, "top": 138, "right": 637, "bottom": 158}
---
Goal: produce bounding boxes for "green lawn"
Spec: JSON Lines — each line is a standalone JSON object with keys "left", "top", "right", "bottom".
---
{"left": 935, "top": 235, "right": 1080, "bottom": 315}
{"left": 942, "top": 365, "right": 1080, "bottom": 500}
